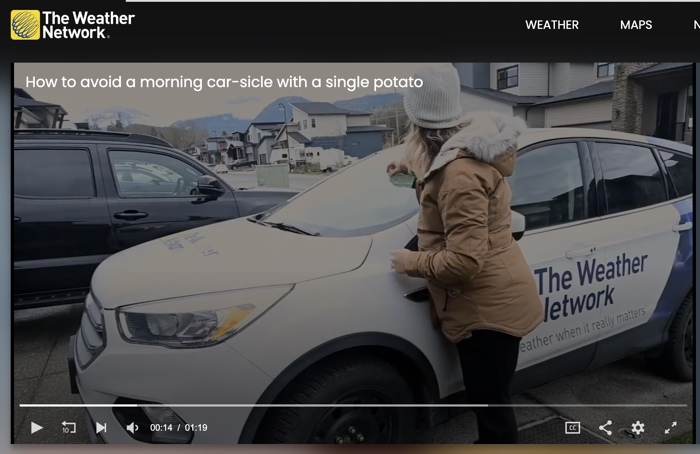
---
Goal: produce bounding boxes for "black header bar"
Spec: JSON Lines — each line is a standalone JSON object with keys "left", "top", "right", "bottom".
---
{"left": 6, "top": 2, "right": 700, "bottom": 61}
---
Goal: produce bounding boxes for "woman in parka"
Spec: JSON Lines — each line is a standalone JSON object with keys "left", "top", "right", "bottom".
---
{"left": 388, "top": 64, "right": 544, "bottom": 444}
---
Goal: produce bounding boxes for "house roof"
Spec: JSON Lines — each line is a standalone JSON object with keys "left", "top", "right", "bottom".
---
{"left": 251, "top": 121, "right": 285, "bottom": 125}
{"left": 14, "top": 96, "right": 67, "bottom": 113}
{"left": 256, "top": 123, "right": 283, "bottom": 131}
{"left": 288, "top": 132, "right": 311, "bottom": 143}
{"left": 460, "top": 86, "right": 549, "bottom": 106}
{"left": 347, "top": 125, "right": 392, "bottom": 133}
{"left": 533, "top": 80, "right": 614, "bottom": 106}
{"left": 630, "top": 63, "right": 692, "bottom": 78}
{"left": 291, "top": 102, "right": 369, "bottom": 116}
{"left": 14, "top": 88, "right": 34, "bottom": 99}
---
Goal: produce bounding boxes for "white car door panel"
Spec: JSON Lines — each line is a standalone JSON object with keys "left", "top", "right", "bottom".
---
{"left": 587, "top": 140, "right": 682, "bottom": 346}
{"left": 508, "top": 140, "right": 604, "bottom": 372}
{"left": 591, "top": 204, "right": 680, "bottom": 342}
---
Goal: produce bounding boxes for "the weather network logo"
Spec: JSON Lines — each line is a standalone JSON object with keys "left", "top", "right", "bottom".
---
{"left": 11, "top": 10, "right": 41, "bottom": 40}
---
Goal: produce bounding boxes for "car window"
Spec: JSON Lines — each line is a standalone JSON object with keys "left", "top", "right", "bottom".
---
{"left": 595, "top": 142, "right": 667, "bottom": 215}
{"left": 264, "top": 146, "right": 419, "bottom": 237}
{"left": 110, "top": 150, "right": 204, "bottom": 198}
{"left": 507, "top": 142, "right": 585, "bottom": 231}
{"left": 116, "top": 169, "right": 166, "bottom": 184}
{"left": 658, "top": 150, "right": 693, "bottom": 198}
{"left": 14, "top": 148, "right": 95, "bottom": 198}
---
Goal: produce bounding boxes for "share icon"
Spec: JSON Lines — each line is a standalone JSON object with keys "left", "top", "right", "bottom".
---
{"left": 599, "top": 420, "right": 612, "bottom": 436}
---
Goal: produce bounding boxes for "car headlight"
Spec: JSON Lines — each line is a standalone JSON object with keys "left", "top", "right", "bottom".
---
{"left": 116, "top": 285, "right": 293, "bottom": 348}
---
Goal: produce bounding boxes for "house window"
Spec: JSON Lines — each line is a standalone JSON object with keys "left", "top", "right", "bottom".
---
{"left": 311, "top": 118, "right": 316, "bottom": 128}
{"left": 496, "top": 65, "right": 518, "bottom": 90}
{"left": 303, "top": 120, "right": 308, "bottom": 129}
{"left": 247, "top": 134, "right": 251, "bottom": 141}
{"left": 686, "top": 84, "right": 693, "bottom": 129}
{"left": 257, "top": 132, "right": 261, "bottom": 141}
{"left": 597, "top": 63, "right": 615, "bottom": 78}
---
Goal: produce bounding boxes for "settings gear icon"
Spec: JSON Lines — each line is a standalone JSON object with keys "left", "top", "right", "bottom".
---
{"left": 631, "top": 421, "right": 645, "bottom": 435}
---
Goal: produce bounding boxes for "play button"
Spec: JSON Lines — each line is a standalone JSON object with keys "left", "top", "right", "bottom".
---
{"left": 31, "top": 422, "right": 43, "bottom": 434}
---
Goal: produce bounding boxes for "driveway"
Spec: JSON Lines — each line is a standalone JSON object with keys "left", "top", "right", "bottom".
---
{"left": 13, "top": 304, "right": 692, "bottom": 444}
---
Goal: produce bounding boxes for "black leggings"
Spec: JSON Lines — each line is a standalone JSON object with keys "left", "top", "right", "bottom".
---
{"left": 456, "top": 330, "right": 521, "bottom": 444}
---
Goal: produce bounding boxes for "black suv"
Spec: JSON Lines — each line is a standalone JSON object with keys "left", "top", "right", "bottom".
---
{"left": 13, "top": 129, "right": 298, "bottom": 309}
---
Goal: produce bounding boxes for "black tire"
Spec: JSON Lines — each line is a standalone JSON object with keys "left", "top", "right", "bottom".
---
{"left": 256, "top": 355, "right": 416, "bottom": 444}
{"left": 649, "top": 291, "right": 694, "bottom": 382}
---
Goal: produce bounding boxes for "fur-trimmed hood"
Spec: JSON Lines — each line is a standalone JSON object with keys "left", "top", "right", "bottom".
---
{"left": 423, "top": 111, "right": 527, "bottom": 180}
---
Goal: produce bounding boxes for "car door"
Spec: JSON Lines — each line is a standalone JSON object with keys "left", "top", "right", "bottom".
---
{"left": 98, "top": 145, "right": 241, "bottom": 251}
{"left": 586, "top": 140, "right": 688, "bottom": 367}
{"left": 13, "top": 144, "right": 112, "bottom": 306}
{"left": 506, "top": 139, "right": 613, "bottom": 390}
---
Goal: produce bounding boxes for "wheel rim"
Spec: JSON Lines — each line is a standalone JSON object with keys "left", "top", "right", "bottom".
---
{"left": 684, "top": 310, "right": 694, "bottom": 365}
{"left": 309, "top": 390, "right": 396, "bottom": 444}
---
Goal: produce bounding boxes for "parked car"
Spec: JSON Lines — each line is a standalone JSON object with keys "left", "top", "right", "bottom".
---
{"left": 70, "top": 128, "right": 693, "bottom": 444}
{"left": 13, "top": 129, "right": 298, "bottom": 309}
{"left": 214, "top": 164, "right": 229, "bottom": 173}
{"left": 230, "top": 158, "right": 256, "bottom": 169}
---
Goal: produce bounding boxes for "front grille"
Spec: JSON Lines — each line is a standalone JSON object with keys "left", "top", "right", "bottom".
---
{"left": 76, "top": 293, "right": 105, "bottom": 367}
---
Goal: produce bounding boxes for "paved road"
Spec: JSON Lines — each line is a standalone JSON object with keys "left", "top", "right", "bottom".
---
{"left": 221, "top": 170, "right": 326, "bottom": 191}
{"left": 13, "top": 303, "right": 692, "bottom": 444}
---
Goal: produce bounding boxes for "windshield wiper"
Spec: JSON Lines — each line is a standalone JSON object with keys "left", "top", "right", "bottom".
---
{"left": 247, "top": 217, "right": 320, "bottom": 236}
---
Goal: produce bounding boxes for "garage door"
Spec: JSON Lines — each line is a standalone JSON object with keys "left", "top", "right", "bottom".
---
{"left": 565, "top": 122, "right": 612, "bottom": 130}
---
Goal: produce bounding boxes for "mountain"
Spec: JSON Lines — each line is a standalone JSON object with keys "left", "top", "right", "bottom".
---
{"left": 333, "top": 92, "right": 403, "bottom": 112}
{"left": 172, "top": 114, "right": 251, "bottom": 135}
{"left": 252, "top": 96, "right": 310, "bottom": 123}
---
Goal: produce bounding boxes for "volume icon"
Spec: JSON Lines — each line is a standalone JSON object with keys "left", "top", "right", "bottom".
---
{"left": 126, "top": 422, "right": 138, "bottom": 434}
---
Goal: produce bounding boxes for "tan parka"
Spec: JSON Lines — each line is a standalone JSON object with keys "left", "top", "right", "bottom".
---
{"left": 403, "top": 112, "right": 544, "bottom": 343}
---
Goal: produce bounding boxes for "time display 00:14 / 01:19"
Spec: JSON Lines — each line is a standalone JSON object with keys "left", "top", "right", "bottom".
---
{"left": 150, "top": 424, "right": 208, "bottom": 432}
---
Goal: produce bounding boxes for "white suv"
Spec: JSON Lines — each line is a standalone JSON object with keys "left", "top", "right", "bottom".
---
{"left": 69, "top": 128, "right": 693, "bottom": 444}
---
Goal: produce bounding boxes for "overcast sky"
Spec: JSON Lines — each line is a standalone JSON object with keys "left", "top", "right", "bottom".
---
{"left": 15, "top": 63, "right": 437, "bottom": 127}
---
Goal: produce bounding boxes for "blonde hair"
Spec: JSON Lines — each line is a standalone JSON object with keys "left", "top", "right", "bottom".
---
{"left": 402, "top": 121, "right": 463, "bottom": 180}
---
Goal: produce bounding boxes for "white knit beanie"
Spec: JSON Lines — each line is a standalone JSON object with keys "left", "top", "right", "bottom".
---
{"left": 404, "top": 64, "right": 463, "bottom": 129}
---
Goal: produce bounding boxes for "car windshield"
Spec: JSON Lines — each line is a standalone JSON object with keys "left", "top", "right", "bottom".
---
{"left": 264, "top": 146, "right": 419, "bottom": 237}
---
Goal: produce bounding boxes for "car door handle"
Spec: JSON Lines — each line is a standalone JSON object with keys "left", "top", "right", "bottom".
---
{"left": 114, "top": 210, "right": 149, "bottom": 220}
{"left": 404, "top": 287, "right": 430, "bottom": 303}
{"left": 565, "top": 245, "right": 597, "bottom": 259}
{"left": 672, "top": 222, "right": 693, "bottom": 232}
{"left": 13, "top": 217, "right": 21, "bottom": 223}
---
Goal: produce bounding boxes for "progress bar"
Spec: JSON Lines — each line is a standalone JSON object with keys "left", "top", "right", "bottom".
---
{"left": 19, "top": 404, "right": 688, "bottom": 408}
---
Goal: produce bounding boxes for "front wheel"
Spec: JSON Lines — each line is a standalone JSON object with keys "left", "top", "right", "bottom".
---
{"left": 648, "top": 291, "right": 693, "bottom": 382}
{"left": 256, "top": 355, "right": 416, "bottom": 444}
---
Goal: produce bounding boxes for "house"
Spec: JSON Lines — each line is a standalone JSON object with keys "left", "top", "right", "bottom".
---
{"left": 455, "top": 62, "right": 693, "bottom": 143}
{"left": 184, "top": 143, "right": 207, "bottom": 161}
{"left": 13, "top": 87, "right": 68, "bottom": 129}
{"left": 611, "top": 63, "right": 692, "bottom": 144}
{"left": 272, "top": 102, "right": 390, "bottom": 162}
{"left": 245, "top": 122, "right": 284, "bottom": 164}
{"left": 454, "top": 63, "right": 613, "bottom": 129}
{"left": 203, "top": 137, "right": 228, "bottom": 165}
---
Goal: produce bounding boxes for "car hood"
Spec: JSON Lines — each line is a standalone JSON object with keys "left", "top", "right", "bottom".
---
{"left": 91, "top": 218, "right": 371, "bottom": 308}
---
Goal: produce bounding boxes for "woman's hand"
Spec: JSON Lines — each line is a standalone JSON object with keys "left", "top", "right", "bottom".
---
{"left": 390, "top": 249, "right": 412, "bottom": 274}
{"left": 387, "top": 159, "right": 408, "bottom": 177}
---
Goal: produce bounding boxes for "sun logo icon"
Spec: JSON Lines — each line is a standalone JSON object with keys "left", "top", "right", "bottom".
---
{"left": 11, "top": 10, "right": 41, "bottom": 40}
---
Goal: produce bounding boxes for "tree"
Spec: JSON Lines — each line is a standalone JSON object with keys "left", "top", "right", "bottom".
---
{"left": 88, "top": 115, "right": 102, "bottom": 130}
{"left": 107, "top": 112, "right": 125, "bottom": 132}
{"left": 370, "top": 102, "right": 409, "bottom": 147}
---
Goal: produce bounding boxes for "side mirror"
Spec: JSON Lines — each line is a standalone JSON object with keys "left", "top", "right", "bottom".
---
{"left": 196, "top": 175, "right": 226, "bottom": 198}
{"left": 511, "top": 210, "right": 525, "bottom": 241}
